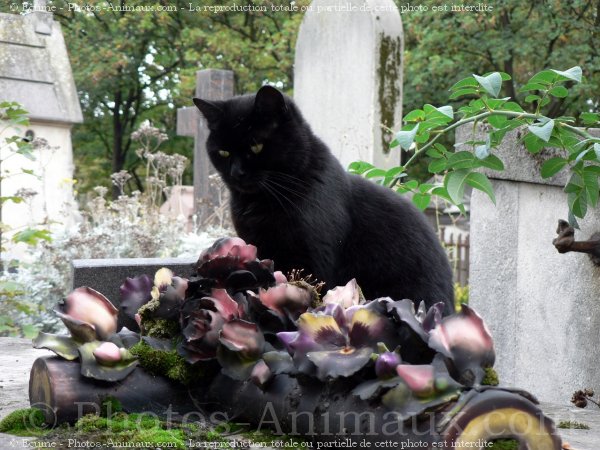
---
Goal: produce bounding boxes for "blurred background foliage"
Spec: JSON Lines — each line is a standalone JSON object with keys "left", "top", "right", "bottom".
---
{"left": 48, "top": 0, "right": 599, "bottom": 196}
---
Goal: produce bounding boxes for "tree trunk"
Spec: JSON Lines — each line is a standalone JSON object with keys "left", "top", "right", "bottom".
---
{"left": 29, "top": 356, "right": 562, "bottom": 449}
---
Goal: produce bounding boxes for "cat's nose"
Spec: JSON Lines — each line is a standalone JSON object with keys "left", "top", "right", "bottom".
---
{"left": 230, "top": 161, "right": 246, "bottom": 180}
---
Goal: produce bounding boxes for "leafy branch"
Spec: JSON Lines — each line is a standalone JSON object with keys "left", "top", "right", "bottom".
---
{"left": 350, "top": 66, "right": 600, "bottom": 226}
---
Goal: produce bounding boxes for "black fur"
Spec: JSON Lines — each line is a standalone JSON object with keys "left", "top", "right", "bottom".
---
{"left": 194, "top": 86, "right": 455, "bottom": 314}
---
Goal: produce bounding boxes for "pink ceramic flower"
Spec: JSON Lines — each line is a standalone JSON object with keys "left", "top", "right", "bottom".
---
{"left": 58, "top": 287, "right": 118, "bottom": 341}
{"left": 322, "top": 279, "right": 360, "bottom": 308}
{"left": 93, "top": 342, "right": 122, "bottom": 366}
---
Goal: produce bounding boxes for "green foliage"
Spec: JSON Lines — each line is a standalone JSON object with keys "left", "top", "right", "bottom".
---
{"left": 557, "top": 420, "right": 590, "bottom": 430}
{"left": 360, "top": 66, "right": 599, "bottom": 226}
{"left": 53, "top": 1, "right": 306, "bottom": 195}
{"left": 0, "top": 102, "right": 52, "bottom": 338}
{"left": 488, "top": 440, "right": 518, "bottom": 450}
{"left": 0, "top": 408, "right": 48, "bottom": 437}
{"left": 453, "top": 284, "right": 469, "bottom": 311}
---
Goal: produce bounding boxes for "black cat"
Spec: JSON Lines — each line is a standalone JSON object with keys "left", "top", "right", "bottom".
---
{"left": 193, "top": 86, "right": 455, "bottom": 314}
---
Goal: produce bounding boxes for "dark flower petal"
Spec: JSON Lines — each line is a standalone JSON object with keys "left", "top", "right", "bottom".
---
{"left": 385, "top": 299, "right": 429, "bottom": 342}
{"left": 428, "top": 305, "right": 495, "bottom": 386}
{"left": 422, "top": 302, "right": 444, "bottom": 332}
{"left": 262, "top": 350, "right": 296, "bottom": 375}
{"left": 199, "top": 237, "right": 256, "bottom": 263}
{"left": 226, "top": 270, "right": 258, "bottom": 291}
{"left": 307, "top": 347, "right": 374, "bottom": 381}
{"left": 297, "top": 312, "right": 346, "bottom": 349}
{"left": 219, "top": 319, "right": 264, "bottom": 359}
{"left": 348, "top": 304, "right": 400, "bottom": 350}
{"left": 119, "top": 275, "right": 153, "bottom": 322}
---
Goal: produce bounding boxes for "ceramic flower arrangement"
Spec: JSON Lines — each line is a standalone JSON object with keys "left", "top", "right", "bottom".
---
{"left": 34, "top": 236, "right": 502, "bottom": 420}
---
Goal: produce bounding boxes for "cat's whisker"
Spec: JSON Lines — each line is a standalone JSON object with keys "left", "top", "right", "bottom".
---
{"left": 259, "top": 180, "right": 297, "bottom": 217}
{"left": 263, "top": 180, "right": 304, "bottom": 215}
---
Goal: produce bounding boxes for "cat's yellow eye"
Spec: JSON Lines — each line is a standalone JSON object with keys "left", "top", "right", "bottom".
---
{"left": 250, "top": 143, "right": 263, "bottom": 154}
{"left": 218, "top": 150, "right": 230, "bottom": 158}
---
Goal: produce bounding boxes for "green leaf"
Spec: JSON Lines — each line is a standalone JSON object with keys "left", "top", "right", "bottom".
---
{"left": 528, "top": 119, "right": 555, "bottom": 143}
{"left": 412, "top": 193, "right": 431, "bottom": 211}
{"left": 348, "top": 161, "right": 374, "bottom": 174}
{"left": 479, "top": 155, "right": 504, "bottom": 171}
{"left": 444, "top": 169, "right": 470, "bottom": 204}
{"left": 528, "top": 70, "right": 557, "bottom": 85}
{"left": 428, "top": 158, "right": 447, "bottom": 173}
{"left": 488, "top": 114, "right": 508, "bottom": 128}
{"left": 524, "top": 94, "right": 541, "bottom": 103}
{"left": 11, "top": 228, "right": 52, "bottom": 245}
{"left": 474, "top": 144, "right": 490, "bottom": 160}
{"left": 448, "top": 151, "right": 477, "bottom": 169}
{"left": 501, "top": 102, "right": 524, "bottom": 113}
{"left": 395, "top": 124, "right": 419, "bottom": 151}
{"left": 551, "top": 66, "right": 582, "bottom": 83}
{"left": 450, "top": 77, "right": 478, "bottom": 90}
{"left": 523, "top": 133, "right": 545, "bottom": 154}
{"left": 519, "top": 82, "right": 547, "bottom": 92}
{"left": 365, "top": 168, "right": 387, "bottom": 179}
{"left": 549, "top": 86, "right": 569, "bottom": 98}
{"left": 594, "top": 143, "right": 600, "bottom": 161}
{"left": 581, "top": 112, "right": 600, "bottom": 126}
{"left": 473, "top": 72, "right": 502, "bottom": 98}
{"left": 584, "top": 166, "right": 600, "bottom": 207}
{"left": 403, "top": 110, "right": 425, "bottom": 122}
{"left": 465, "top": 172, "right": 496, "bottom": 204}
{"left": 449, "top": 88, "right": 478, "bottom": 100}
{"left": 540, "top": 157, "right": 568, "bottom": 178}
{"left": 436, "top": 105, "right": 453, "bottom": 119}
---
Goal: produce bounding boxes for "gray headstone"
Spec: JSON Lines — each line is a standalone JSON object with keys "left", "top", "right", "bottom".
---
{"left": 461, "top": 124, "right": 600, "bottom": 403}
{"left": 294, "top": 0, "right": 403, "bottom": 170}
{"left": 71, "top": 257, "right": 196, "bottom": 310}
{"left": 177, "top": 69, "right": 234, "bottom": 220}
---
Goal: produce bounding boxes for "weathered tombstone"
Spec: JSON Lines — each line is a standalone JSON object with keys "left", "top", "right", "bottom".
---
{"left": 460, "top": 124, "right": 600, "bottom": 404}
{"left": 71, "top": 257, "right": 196, "bottom": 309}
{"left": 294, "top": 0, "right": 403, "bottom": 170}
{"left": 177, "top": 70, "right": 234, "bottom": 221}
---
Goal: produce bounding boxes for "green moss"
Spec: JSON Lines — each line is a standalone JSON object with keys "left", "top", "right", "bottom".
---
{"left": 482, "top": 367, "right": 499, "bottom": 386}
{"left": 0, "top": 408, "right": 49, "bottom": 437}
{"left": 142, "top": 317, "right": 180, "bottom": 339}
{"left": 129, "top": 340, "right": 205, "bottom": 385}
{"left": 558, "top": 420, "right": 590, "bottom": 429}
{"left": 74, "top": 412, "right": 188, "bottom": 449}
{"left": 488, "top": 439, "right": 519, "bottom": 450}
{"left": 378, "top": 34, "right": 402, "bottom": 154}
{"left": 99, "top": 396, "right": 122, "bottom": 418}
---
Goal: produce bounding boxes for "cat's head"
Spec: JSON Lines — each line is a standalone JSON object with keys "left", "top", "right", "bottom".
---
{"left": 193, "top": 86, "right": 311, "bottom": 194}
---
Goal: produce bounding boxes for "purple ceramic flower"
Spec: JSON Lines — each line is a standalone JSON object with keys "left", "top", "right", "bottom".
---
{"left": 278, "top": 301, "right": 401, "bottom": 380}
{"left": 120, "top": 274, "right": 153, "bottom": 325}
{"left": 57, "top": 287, "right": 119, "bottom": 341}
{"left": 375, "top": 351, "right": 402, "bottom": 379}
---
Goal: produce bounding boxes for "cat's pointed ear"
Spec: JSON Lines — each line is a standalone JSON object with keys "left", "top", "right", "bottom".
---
{"left": 254, "top": 85, "right": 288, "bottom": 117}
{"left": 193, "top": 98, "right": 223, "bottom": 128}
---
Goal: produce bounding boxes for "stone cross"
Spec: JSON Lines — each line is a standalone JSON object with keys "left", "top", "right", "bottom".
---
{"left": 177, "top": 69, "right": 234, "bottom": 221}
{"left": 294, "top": 0, "right": 404, "bottom": 170}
